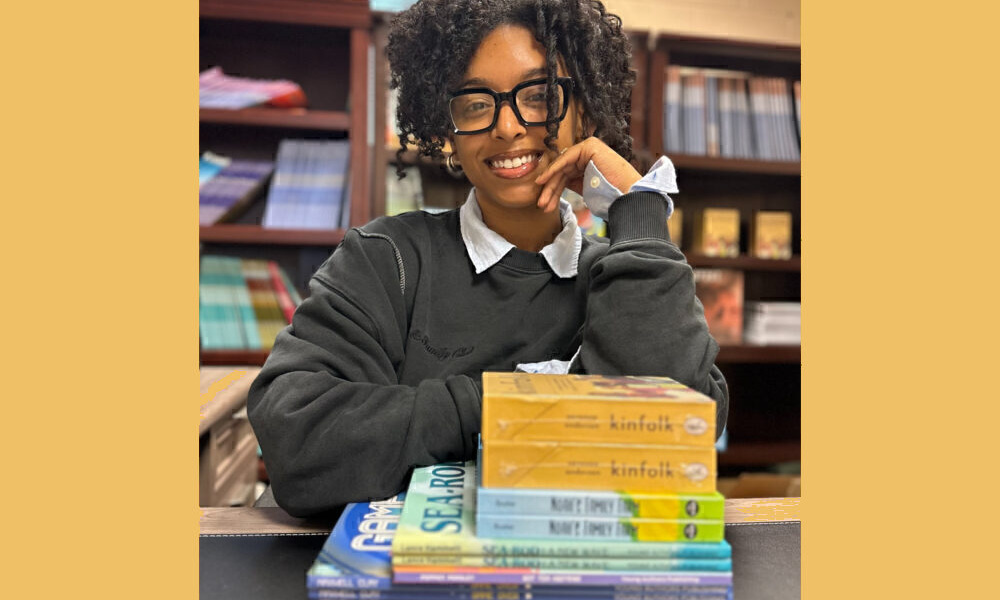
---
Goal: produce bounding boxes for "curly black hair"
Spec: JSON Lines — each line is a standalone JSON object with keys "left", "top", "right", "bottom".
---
{"left": 386, "top": 0, "right": 636, "bottom": 177}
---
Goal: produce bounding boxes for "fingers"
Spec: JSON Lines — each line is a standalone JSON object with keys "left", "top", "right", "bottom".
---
{"left": 537, "top": 171, "right": 569, "bottom": 213}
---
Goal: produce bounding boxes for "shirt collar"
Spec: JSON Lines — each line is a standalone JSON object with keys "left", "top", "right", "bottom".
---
{"left": 459, "top": 188, "right": 582, "bottom": 278}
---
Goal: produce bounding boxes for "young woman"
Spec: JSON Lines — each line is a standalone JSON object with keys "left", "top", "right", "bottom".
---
{"left": 248, "top": 0, "right": 728, "bottom": 517}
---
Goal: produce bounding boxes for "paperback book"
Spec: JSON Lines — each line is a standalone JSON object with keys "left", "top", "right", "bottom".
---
{"left": 393, "top": 462, "right": 730, "bottom": 559}
{"left": 475, "top": 514, "right": 725, "bottom": 543}
{"left": 481, "top": 373, "right": 716, "bottom": 446}
{"left": 476, "top": 487, "right": 724, "bottom": 520}
{"left": 692, "top": 269, "right": 744, "bottom": 346}
{"left": 480, "top": 441, "right": 716, "bottom": 493}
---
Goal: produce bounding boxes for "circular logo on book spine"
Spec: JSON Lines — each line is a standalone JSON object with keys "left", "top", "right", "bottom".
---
{"left": 684, "top": 463, "right": 709, "bottom": 482}
{"left": 685, "top": 499, "right": 700, "bottom": 517}
{"left": 684, "top": 523, "right": 698, "bottom": 540}
{"left": 684, "top": 416, "right": 708, "bottom": 436}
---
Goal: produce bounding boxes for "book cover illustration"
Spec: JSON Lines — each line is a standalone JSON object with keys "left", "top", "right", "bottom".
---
{"left": 691, "top": 209, "right": 739, "bottom": 258}
{"left": 692, "top": 269, "right": 744, "bottom": 345}
{"left": 476, "top": 487, "right": 724, "bottom": 520}
{"left": 394, "top": 462, "right": 729, "bottom": 559}
{"left": 750, "top": 211, "right": 793, "bottom": 260}
{"left": 481, "top": 373, "right": 716, "bottom": 446}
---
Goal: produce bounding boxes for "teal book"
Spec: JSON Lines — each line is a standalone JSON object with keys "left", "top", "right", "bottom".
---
{"left": 476, "top": 487, "right": 724, "bottom": 520}
{"left": 392, "top": 461, "right": 731, "bottom": 561}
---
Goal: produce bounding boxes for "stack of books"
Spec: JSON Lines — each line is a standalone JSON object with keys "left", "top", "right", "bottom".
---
{"left": 198, "top": 153, "right": 275, "bottom": 225}
{"left": 198, "top": 66, "right": 306, "bottom": 110}
{"left": 306, "top": 373, "right": 733, "bottom": 599}
{"left": 744, "top": 301, "right": 801, "bottom": 345}
{"left": 261, "top": 139, "right": 351, "bottom": 230}
{"left": 199, "top": 255, "right": 302, "bottom": 351}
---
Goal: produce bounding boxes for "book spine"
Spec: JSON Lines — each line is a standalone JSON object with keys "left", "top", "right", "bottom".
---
{"left": 717, "top": 78, "right": 733, "bottom": 159}
{"left": 390, "top": 567, "right": 733, "bottom": 587}
{"left": 778, "top": 78, "right": 800, "bottom": 161}
{"left": 391, "top": 554, "right": 732, "bottom": 572}
{"left": 482, "top": 397, "right": 716, "bottom": 446}
{"left": 475, "top": 488, "right": 724, "bottom": 520}
{"left": 307, "top": 584, "right": 734, "bottom": 599}
{"left": 198, "top": 256, "right": 224, "bottom": 350}
{"left": 267, "top": 260, "right": 297, "bottom": 324}
{"left": 748, "top": 78, "right": 771, "bottom": 160}
{"left": 734, "top": 78, "right": 752, "bottom": 159}
{"left": 665, "top": 66, "right": 683, "bottom": 154}
{"left": 475, "top": 514, "right": 724, "bottom": 543}
{"left": 704, "top": 76, "right": 719, "bottom": 157}
{"left": 481, "top": 441, "right": 716, "bottom": 493}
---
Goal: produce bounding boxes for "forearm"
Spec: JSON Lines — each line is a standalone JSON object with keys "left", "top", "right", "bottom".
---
{"left": 575, "top": 191, "right": 729, "bottom": 430}
{"left": 247, "top": 258, "right": 482, "bottom": 516}
{"left": 248, "top": 350, "right": 480, "bottom": 516}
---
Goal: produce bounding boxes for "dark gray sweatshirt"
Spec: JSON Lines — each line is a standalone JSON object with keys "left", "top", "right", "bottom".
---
{"left": 247, "top": 191, "right": 728, "bottom": 516}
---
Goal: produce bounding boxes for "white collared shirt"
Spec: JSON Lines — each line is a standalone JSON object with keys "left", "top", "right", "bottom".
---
{"left": 458, "top": 154, "right": 678, "bottom": 277}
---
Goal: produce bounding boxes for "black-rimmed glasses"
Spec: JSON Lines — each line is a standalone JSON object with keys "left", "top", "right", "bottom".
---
{"left": 448, "top": 77, "right": 574, "bottom": 135}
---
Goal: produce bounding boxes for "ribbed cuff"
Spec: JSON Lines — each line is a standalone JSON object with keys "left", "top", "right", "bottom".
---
{"left": 607, "top": 191, "right": 671, "bottom": 244}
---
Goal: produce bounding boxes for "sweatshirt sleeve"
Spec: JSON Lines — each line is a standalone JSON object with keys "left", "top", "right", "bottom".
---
{"left": 246, "top": 227, "right": 482, "bottom": 517}
{"left": 573, "top": 191, "right": 729, "bottom": 436}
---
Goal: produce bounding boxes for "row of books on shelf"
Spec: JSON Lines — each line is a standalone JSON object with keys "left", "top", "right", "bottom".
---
{"left": 670, "top": 207, "right": 794, "bottom": 260}
{"left": 307, "top": 373, "right": 733, "bottom": 599}
{"left": 199, "top": 139, "right": 352, "bottom": 230}
{"left": 199, "top": 255, "right": 302, "bottom": 351}
{"left": 664, "top": 66, "right": 800, "bottom": 162}
{"left": 694, "top": 267, "right": 800, "bottom": 346}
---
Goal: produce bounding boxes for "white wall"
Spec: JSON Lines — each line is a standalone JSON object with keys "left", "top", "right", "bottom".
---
{"left": 603, "top": 0, "right": 800, "bottom": 46}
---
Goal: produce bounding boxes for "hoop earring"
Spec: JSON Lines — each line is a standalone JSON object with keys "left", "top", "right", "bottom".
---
{"left": 445, "top": 153, "right": 463, "bottom": 174}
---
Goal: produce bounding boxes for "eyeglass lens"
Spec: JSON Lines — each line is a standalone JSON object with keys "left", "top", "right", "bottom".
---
{"left": 450, "top": 82, "right": 564, "bottom": 132}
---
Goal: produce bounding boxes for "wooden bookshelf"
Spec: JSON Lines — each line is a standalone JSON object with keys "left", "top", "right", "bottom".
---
{"left": 716, "top": 344, "right": 799, "bottom": 364}
{"left": 199, "top": 0, "right": 371, "bottom": 303}
{"left": 200, "top": 225, "right": 346, "bottom": 246}
{"left": 669, "top": 153, "right": 800, "bottom": 176}
{"left": 642, "top": 33, "right": 802, "bottom": 475}
{"left": 201, "top": 350, "right": 269, "bottom": 367}
{"left": 200, "top": 0, "right": 371, "bottom": 28}
{"left": 686, "top": 254, "right": 800, "bottom": 272}
{"left": 200, "top": 108, "right": 352, "bottom": 131}
{"left": 719, "top": 441, "right": 800, "bottom": 467}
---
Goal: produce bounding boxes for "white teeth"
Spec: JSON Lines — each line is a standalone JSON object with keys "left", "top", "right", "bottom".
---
{"left": 491, "top": 154, "right": 536, "bottom": 169}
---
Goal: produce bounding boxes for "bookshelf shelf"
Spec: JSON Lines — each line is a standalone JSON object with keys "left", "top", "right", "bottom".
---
{"left": 200, "top": 108, "right": 352, "bottom": 132}
{"left": 201, "top": 0, "right": 372, "bottom": 28}
{"left": 686, "top": 254, "right": 800, "bottom": 272}
{"left": 201, "top": 350, "right": 269, "bottom": 367}
{"left": 200, "top": 225, "right": 346, "bottom": 246}
{"left": 719, "top": 441, "right": 800, "bottom": 466}
{"left": 716, "top": 344, "right": 799, "bottom": 364}
{"left": 669, "top": 154, "right": 800, "bottom": 176}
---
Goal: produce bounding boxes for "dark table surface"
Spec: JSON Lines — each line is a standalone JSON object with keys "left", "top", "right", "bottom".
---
{"left": 200, "top": 517, "right": 799, "bottom": 600}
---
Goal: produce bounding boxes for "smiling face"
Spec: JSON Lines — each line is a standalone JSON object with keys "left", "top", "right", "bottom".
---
{"left": 451, "top": 25, "right": 581, "bottom": 214}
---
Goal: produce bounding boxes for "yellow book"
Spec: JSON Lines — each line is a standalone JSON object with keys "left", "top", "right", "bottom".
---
{"left": 667, "top": 207, "right": 683, "bottom": 247}
{"left": 481, "top": 439, "right": 717, "bottom": 493}
{"left": 751, "top": 210, "right": 793, "bottom": 259}
{"left": 692, "top": 208, "right": 740, "bottom": 257}
{"left": 482, "top": 373, "right": 716, "bottom": 446}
